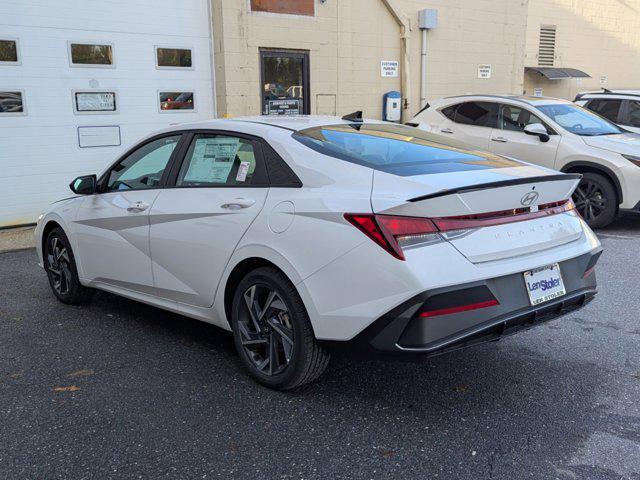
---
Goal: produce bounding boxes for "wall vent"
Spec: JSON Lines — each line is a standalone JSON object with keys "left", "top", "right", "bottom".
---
{"left": 538, "top": 25, "right": 556, "bottom": 67}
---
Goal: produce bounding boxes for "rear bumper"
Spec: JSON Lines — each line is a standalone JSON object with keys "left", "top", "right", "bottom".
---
{"left": 326, "top": 249, "right": 600, "bottom": 357}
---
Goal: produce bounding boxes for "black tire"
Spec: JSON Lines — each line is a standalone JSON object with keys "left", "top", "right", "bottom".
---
{"left": 44, "top": 227, "right": 94, "bottom": 305}
{"left": 230, "top": 267, "right": 330, "bottom": 390}
{"left": 572, "top": 172, "right": 618, "bottom": 228}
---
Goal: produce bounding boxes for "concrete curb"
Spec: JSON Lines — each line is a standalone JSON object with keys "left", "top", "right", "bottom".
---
{"left": 0, "top": 226, "right": 36, "bottom": 253}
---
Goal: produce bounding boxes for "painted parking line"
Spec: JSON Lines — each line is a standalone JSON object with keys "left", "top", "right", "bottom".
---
{"left": 597, "top": 233, "right": 640, "bottom": 240}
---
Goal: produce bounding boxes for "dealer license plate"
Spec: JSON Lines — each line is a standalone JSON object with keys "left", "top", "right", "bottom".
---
{"left": 523, "top": 263, "right": 566, "bottom": 306}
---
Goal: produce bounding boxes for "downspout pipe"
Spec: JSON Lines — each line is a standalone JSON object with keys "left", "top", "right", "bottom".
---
{"left": 380, "top": 0, "right": 412, "bottom": 123}
{"left": 420, "top": 28, "right": 427, "bottom": 109}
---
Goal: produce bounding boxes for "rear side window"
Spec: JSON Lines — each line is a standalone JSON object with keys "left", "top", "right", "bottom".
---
{"left": 441, "top": 105, "right": 457, "bottom": 121}
{"left": 627, "top": 101, "right": 640, "bottom": 127}
{"left": 292, "top": 123, "right": 520, "bottom": 176}
{"left": 453, "top": 102, "right": 498, "bottom": 127}
{"left": 587, "top": 99, "right": 622, "bottom": 123}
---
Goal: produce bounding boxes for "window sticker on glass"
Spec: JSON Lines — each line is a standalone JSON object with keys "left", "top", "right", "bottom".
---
{"left": 183, "top": 137, "right": 240, "bottom": 183}
{"left": 236, "top": 161, "right": 251, "bottom": 182}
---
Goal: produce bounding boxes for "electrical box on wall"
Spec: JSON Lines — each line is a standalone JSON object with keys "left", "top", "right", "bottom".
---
{"left": 419, "top": 9, "right": 438, "bottom": 29}
{"left": 383, "top": 91, "right": 401, "bottom": 122}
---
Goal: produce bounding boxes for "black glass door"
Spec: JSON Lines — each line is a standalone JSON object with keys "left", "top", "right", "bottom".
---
{"left": 260, "top": 50, "right": 310, "bottom": 115}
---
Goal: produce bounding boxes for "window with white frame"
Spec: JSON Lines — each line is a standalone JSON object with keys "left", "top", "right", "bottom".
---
{"left": 0, "top": 39, "right": 19, "bottom": 64}
{"left": 156, "top": 47, "right": 193, "bottom": 68}
{"left": 159, "top": 91, "right": 195, "bottom": 112}
{"left": 0, "top": 91, "right": 26, "bottom": 115}
{"left": 73, "top": 91, "right": 117, "bottom": 114}
{"left": 69, "top": 43, "right": 113, "bottom": 66}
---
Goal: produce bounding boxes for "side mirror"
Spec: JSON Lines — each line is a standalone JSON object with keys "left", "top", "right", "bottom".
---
{"left": 69, "top": 175, "right": 97, "bottom": 195}
{"left": 524, "top": 123, "right": 550, "bottom": 143}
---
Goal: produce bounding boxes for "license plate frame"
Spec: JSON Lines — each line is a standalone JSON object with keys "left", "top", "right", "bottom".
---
{"left": 523, "top": 263, "right": 566, "bottom": 306}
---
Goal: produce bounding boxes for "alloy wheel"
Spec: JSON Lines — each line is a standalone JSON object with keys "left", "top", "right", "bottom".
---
{"left": 238, "top": 284, "right": 294, "bottom": 376}
{"left": 573, "top": 180, "right": 607, "bottom": 223}
{"left": 47, "top": 236, "right": 72, "bottom": 295}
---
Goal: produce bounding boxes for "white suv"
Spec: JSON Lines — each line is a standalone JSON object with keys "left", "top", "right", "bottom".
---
{"left": 575, "top": 89, "right": 640, "bottom": 134}
{"left": 408, "top": 95, "right": 640, "bottom": 228}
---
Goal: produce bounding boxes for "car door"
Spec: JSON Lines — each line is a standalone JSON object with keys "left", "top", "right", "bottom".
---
{"left": 148, "top": 131, "right": 269, "bottom": 307}
{"left": 489, "top": 104, "right": 560, "bottom": 169}
{"left": 436, "top": 101, "right": 497, "bottom": 150}
{"left": 73, "top": 134, "right": 182, "bottom": 291}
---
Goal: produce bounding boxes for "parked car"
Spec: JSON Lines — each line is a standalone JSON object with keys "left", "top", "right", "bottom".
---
{"left": 408, "top": 95, "right": 640, "bottom": 228}
{"left": 35, "top": 115, "right": 601, "bottom": 390}
{"left": 575, "top": 89, "right": 640, "bottom": 134}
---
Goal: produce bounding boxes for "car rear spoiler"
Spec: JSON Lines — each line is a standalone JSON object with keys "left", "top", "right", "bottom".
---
{"left": 408, "top": 174, "right": 582, "bottom": 202}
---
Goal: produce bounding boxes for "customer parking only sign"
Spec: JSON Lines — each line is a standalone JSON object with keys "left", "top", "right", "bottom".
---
{"left": 381, "top": 60, "right": 399, "bottom": 77}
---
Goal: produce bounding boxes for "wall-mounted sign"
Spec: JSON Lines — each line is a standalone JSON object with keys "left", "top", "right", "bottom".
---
{"left": 267, "top": 99, "right": 301, "bottom": 116}
{"left": 533, "top": 87, "right": 543, "bottom": 97}
{"left": 599, "top": 75, "right": 608, "bottom": 85}
{"left": 477, "top": 64, "right": 492, "bottom": 79}
{"left": 75, "top": 92, "right": 116, "bottom": 112}
{"left": 77, "top": 125, "right": 121, "bottom": 148}
{"left": 381, "top": 60, "right": 399, "bottom": 77}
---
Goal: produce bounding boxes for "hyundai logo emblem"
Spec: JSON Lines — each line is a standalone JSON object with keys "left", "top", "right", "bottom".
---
{"left": 520, "top": 191, "right": 539, "bottom": 206}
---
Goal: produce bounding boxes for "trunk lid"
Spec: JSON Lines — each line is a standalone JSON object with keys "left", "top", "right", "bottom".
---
{"left": 371, "top": 166, "right": 583, "bottom": 263}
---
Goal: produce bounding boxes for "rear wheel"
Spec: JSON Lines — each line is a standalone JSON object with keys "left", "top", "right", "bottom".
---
{"left": 230, "top": 267, "right": 330, "bottom": 390}
{"left": 572, "top": 172, "right": 617, "bottom": 228}
{"left": 44, "top": 227, "right": 94, "bottom": 304}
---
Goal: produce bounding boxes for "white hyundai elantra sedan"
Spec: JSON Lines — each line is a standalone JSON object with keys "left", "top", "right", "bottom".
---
{"left": 35, "top": 114, "right": 602, "bottom": 389}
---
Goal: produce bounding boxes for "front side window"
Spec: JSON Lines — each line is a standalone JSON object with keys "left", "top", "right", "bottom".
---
{"left": 177, "top": 135, "right": 261, "bottom": 187}
{"left": 159, "top": 91, "right": 194, "bottom": 111}
{"left": 537, "top": 104, "right": 622, "bottom": 136}
{"left": 0, "top": 39, "right": 18, "bottom": 63}
{"left": 293, "top": 123, "right": 520, "bottom": 176}
{"left": 107, "top": 136, "right": 180, "bottom": 191}
{"left": 156, "top": 47, "right": 192, "bottom": 68}
{"left": 627, "top": 101, "right": 640, "bottom": 127}
{"left": 70, "top": 43, "right": 113, "bottom": 66}
{"left": 587, "top": 99, "right": 622, "bottom": 123}
{"left": 0, "top": 91, "right": 25, "bottom": 114}
{"left": 453, "top": 102, "right": 498, "bottom": 127}
{"left": 499, "top": 104, "right": 548, "bottom": 132}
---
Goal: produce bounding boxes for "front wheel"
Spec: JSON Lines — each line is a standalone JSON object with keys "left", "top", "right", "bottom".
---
{"left": 230, "top": 267, "right": 330, "bottom": 390}
{"left": 572, "top": 172, "right": 617, "bottom": 228}
{"left": 44, "top": 227, "right": 94, "bottom": 304}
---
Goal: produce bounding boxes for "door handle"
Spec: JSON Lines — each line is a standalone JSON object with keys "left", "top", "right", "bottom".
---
{"left": 441, "top": 128, "right": 454, "bottom": 134}
{"left": 127, "top": 201, "right": 149, "bottom": 213}
{"left": 221, "top": 198, "right": 255, "bottom": 210}
{"left": 491, "top": 136, "right": 508, "bottom": 143}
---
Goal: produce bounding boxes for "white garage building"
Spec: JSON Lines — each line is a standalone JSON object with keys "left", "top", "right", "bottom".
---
{"left": 1, "top": 0, "right": 216, "bottom": 227}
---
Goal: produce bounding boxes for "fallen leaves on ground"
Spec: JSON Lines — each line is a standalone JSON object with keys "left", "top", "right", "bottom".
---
{"left": 53, "top": 386, "right": 80, "bottom": 392}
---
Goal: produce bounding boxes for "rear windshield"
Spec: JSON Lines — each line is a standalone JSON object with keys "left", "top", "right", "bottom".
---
{"left": 292, "top": 123, "right": 520, "bottom": 176}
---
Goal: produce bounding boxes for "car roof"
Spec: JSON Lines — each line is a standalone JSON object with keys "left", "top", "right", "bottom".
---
{"left": 440, "top": 94, "right": 573, "bottom": 106}
{"left": 576, "top": 89, "right": 640, "bottom": 98}
{"left": 165, "top": 115, "right": 387, "bottom": 133}
{"left": 578, "top": 89, "right": 640, "bottom": 95}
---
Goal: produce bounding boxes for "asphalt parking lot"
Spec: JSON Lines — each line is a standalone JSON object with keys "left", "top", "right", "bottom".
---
{"left": 1, "top": 217, "right": 639, "bottom": 480}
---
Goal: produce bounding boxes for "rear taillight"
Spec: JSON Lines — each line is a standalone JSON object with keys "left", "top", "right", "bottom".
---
{"left": 345, "top": 199, "right": 575, "bottom": 260}
{"left": 344, "top": 214, "right": 438, "bottom": 260}
{"left": 432, "top": 199, "right": 575, "bottom": 231}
